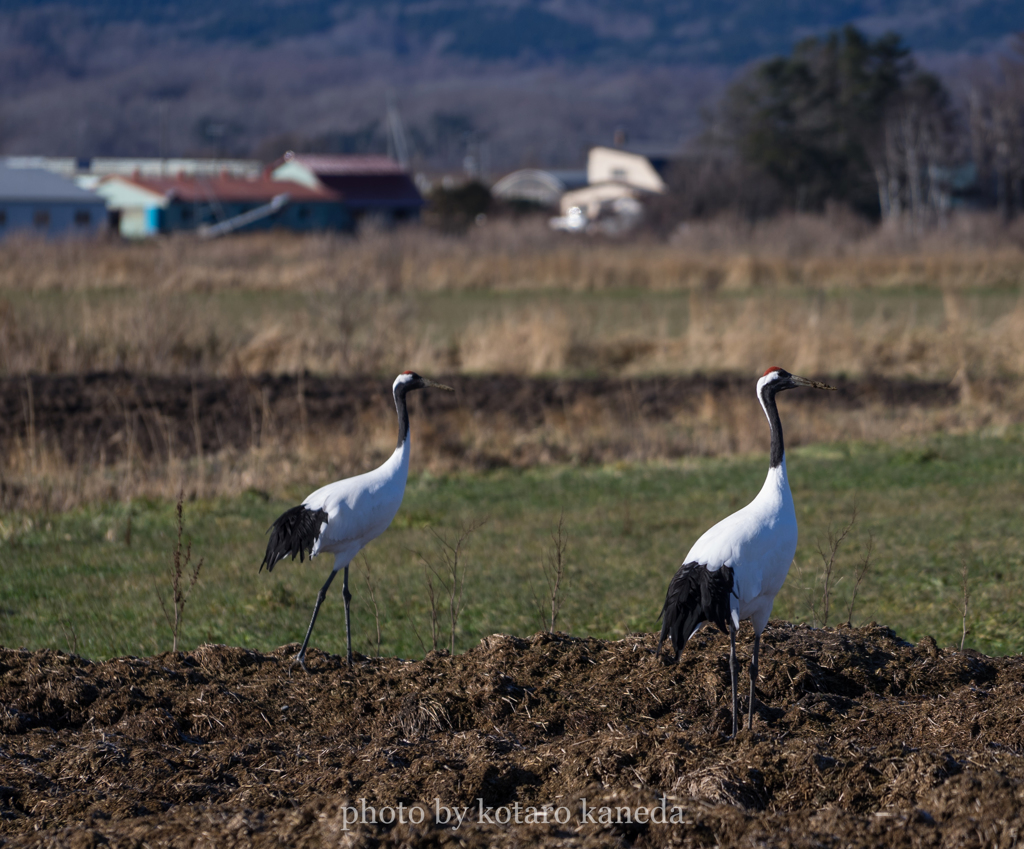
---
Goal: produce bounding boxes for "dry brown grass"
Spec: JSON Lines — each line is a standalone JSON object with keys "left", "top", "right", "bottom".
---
{"left": 2, "top": 213, "right": 1024, "bottom": 511}
{"left": 3, "top": 245, "right": 1024, "bottom": 381}
{"left": 2, "top": 212, "right": 1024, "bottom": 296}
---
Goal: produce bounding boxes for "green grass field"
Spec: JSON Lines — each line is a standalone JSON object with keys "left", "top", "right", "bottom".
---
{"left": 3, "top": 432, "right": 1024, "bottom": 661}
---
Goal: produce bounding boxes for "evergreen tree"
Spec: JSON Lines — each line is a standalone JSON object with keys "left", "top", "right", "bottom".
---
{"left": 718, "top": 25, "right": 949, "bottom": 217}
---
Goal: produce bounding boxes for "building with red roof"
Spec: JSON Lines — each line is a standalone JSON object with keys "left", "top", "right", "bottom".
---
{"left": 96, "top": 172, "right": 350, "bottom": 236}
{"left": 269, "top": 153, "right": 424, "bottom": 224}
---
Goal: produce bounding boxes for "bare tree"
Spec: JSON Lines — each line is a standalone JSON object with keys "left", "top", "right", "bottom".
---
{"left": 968, "top": 37, "right": 1024, "bottom": 221}
{"left": 870, "top": 73, "right": 960, "bottom": 230}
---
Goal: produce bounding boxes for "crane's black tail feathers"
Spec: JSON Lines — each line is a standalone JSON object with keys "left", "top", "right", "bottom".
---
{"left": 657, "top": 562, "right": 735, "bottom": 661}
{"left": 260, "top": 506, "right": 329, "bottom": 573}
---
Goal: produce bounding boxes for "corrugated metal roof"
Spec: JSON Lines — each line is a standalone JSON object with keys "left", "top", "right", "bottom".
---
{"left": 278, "top": 152, "right": 407, "bottom": 176}
{"left": 113, "top": 174, "right": 339, "bottom": 204}
{"left": 0, "top": 163, "right": 105, "bottom": 203}
{"left": 90, "top": 157, "right": 263, "bottom": 179}
{"left": 3, "top": 156, "right": 265, "bottom": 179}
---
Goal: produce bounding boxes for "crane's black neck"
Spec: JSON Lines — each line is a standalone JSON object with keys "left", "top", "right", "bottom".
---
{"left": 759, "top": 383, "right": 785, "bottom": 469}
{"left": 394, "top": 384, "right": 411, "bottom": 449}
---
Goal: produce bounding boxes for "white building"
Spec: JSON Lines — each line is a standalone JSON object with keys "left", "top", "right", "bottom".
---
{"left": 551, "top": 145, "right": 675, "bottom": 234}
{"left": 586, "top": 146, "right": 668, "bottom": 193}
{"left": 93, "top": 177, "right": 169, "bottom": 238}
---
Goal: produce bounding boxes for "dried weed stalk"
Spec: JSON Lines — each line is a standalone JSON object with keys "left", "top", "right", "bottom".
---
{"left": 959, "top": 553, "right": 971, "bottom": 652}
{"left": 416, "top": 519, "right": 485, "bottom": 656}
{"left": 532, "top": 511, "right": 570, "bottom": 633}
{"left": 158, "top": 492, "right": 204, "bottom": 653}
{"left": 422, "top": 565, "right": 441, "bottom": 652}
{"left": 56, "top": 601, "right": 79, "bottom": 656}
{"left": 814, "top": 508, "right": 856, "bottom": 628}
{"left": 360, "top": 554, "right": 383, "bottom": 658}
{"left": 23, "top": 378, "right": 36, "bottom": 476}
{"left": 845, "top": 533, "right": 874, "bottom": 627}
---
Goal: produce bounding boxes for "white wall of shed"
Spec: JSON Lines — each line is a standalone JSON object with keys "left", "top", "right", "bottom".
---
{"left": 587, "top": 147, "right": 666, "bottom": 193}
{"left": 270, "top": 161, "right": 322, "bottom": 190}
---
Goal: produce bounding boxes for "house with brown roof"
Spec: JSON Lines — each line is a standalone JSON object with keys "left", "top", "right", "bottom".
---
{"left": 269, "top": 153, "right": 424, "bottom": 225}
{"left": 96, "top": 172, "right": 348, "bottom": 237}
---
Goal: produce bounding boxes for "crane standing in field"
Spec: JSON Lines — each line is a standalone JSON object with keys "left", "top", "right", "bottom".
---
{"left": 260, "top": 371, "right": 453, "bottom": 670}
{"left": 657, "top": 367, "right": 835, "bottom": 736}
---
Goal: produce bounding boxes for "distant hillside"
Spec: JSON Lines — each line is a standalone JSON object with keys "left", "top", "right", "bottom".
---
{"left": 0, "top": 1, "right": 1020, "bottom": 170}
{"left": 3, "top": 0, "right": 1020, "bottom": 63}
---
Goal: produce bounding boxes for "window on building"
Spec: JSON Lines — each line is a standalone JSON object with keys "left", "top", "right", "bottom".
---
{"left": 0, "top": 210, "right": 6, "bottom": 226}
{"left": 611, "top": 168, "right": 628, "bottom": 180}
{"left": 34, "top": 210, "right": 51, "bottom": 227}
{"left": 297, "top": 206, "right": 310, "bottom": 220}
{"left": 74, "top": 210, "right": 92, "bottom": 226}
{"left": 181, "top": 206, "right": 193, "bottom": 222}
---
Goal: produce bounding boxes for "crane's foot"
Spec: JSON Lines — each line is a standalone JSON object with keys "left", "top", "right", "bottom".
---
{"left": 289, "top": 651, "right": 310, "bottom": 676}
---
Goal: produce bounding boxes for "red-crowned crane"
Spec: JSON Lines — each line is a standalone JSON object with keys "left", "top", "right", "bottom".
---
{"left": 657, "top": 367, "right": 835, "bottom": 736}
{"left": 260, "top": 371, "right": 453, "bottom": 670}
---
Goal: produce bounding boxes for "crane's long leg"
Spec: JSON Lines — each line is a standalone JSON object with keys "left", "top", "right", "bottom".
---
{"left": 342, "top": 564, "right": 353, "bottom": 668}
{"left": 293, "top": 569, "right": 337, "bottom": 673}
{"left": 728, "top": 621, "right": 738, "bottom": 738}
{"left": 748, "top": 629, "right": 762, "bottom": 732}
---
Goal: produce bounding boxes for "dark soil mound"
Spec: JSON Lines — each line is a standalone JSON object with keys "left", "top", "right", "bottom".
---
{"left": 2, "top": 624, "right": 1023, "bottom": 847}
{"left": 0, "top": 372, "right": 961, "bottom": 467}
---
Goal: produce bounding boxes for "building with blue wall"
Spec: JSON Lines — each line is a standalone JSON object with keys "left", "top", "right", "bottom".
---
{"left": 96, "top": 173, "right": 349, "bottom": 236}
{"left": 0, "top": 163, "right": 107, "bottom": 239}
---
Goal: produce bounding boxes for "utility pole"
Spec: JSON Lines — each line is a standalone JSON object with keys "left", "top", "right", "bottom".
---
{"left": 386, "top": 92, "right": 410, "bottom": 169}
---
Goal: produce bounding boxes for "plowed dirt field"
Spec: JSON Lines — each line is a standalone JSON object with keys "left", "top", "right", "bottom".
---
{"left": 2, "top": 624, "right": 1023, "bottom": 847}
{"left": 0, "top": 372, "right": 962, "bottom": 468}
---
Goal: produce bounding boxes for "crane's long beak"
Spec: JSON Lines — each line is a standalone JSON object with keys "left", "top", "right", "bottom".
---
{"left": 423, "top": 379, "right": 455, "bottom": 391}
{"left": 790, "top": 375, "right": 836, "bottom": 391}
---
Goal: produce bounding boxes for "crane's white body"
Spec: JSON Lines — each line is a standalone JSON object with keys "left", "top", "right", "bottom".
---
{"left": 683, "top": 460, "right": 797, "bottom": 636}
{"left": 658, "top": 367, "right": 834, "bottom": 736}
{"left": 261, "top": 371, "right": 452, "bottom": 669}
{"left": 306, "top": 438, "right": 411, "bottom": 569}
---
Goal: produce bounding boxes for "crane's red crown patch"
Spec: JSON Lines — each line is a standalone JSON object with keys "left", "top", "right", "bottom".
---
{"left": 762, "top": 366, "right": 784, "bottom": 377}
